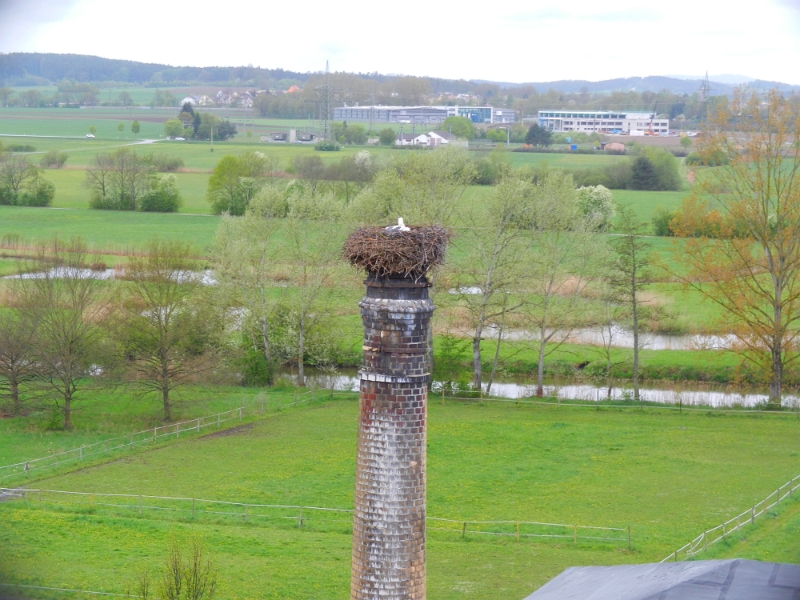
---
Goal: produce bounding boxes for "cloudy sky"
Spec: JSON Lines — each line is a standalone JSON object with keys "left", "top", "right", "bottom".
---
{"left": 1, "top": 0, "right": 798, "bottom": 84}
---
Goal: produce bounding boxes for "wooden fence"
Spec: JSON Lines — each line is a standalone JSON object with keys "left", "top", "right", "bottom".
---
{"left": 0, "top": 487, "right": 630, "bottom": 548}
{"left": 662, "top": 473, "right": 800, "bottom": 562}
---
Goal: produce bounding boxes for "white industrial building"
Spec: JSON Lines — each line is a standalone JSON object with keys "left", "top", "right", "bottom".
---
{"left": 537, "top": 110, "right": 669, "bottom": 135}
{"left": 334, "top": 105, "right": 515, "bottom": 124}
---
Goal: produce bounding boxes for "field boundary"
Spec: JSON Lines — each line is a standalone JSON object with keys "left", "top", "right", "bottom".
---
{"left": 0, "top": 487, "right": 631, "bottom": 547}
{"left": 661, "top": 473, "right": 800, "bottom": 562}
{"left": 0, "top": 388, "right": 357, "bottom": 484}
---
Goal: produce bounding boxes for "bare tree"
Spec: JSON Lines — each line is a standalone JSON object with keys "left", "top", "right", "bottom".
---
{"left": 114, "top": 239, "right": 219, "bottom": 421}
{"left": 0, "top": 307, "right": 39, "bottom": 415}
{"left": 17, "top": 239, "right": 110, "bottom": 429}
{"left": 130, "top": 537, "right": 217, "bottom": 600}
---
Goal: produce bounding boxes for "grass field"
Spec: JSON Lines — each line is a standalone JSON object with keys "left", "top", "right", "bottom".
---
{"left": 2, "top": 398, "right": 799, "bottom": 598}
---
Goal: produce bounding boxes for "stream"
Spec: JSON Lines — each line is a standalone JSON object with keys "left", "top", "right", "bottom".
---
{"left": 281, "top": 369, "right": 798, "bottom": 409}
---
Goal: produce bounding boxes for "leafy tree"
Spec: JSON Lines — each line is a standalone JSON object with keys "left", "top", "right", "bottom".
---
{"left": 525, "top": 124, "right": 553, "bottom": 147}
{"left": 442, "top": 116, "right": 475, "bottom": 140}
{"left": 206, "top": 152, "right": 268, "bottom": 215}
{"left": 118, "top": 122, "right": 125, "bottom": 135}
{"left": 670, "top": 88, "right": 800, "bottom": 406}
{"left": 0, "top": 87, "right": 14, "bottom": 107}
{"left": 348, "top": 146, "right": 475, "bottom": 227}
{"left": 576, "top": 185, "right": 615, "bottom": 230}
{"left": 39, "top": 150, "right": 68, "bottom": 169}
{"left": 89, "top": 126, "right": 97, "bottom": 136}
{"left": 131, "top": 120, "right": 141, "bottom": 135}
{"left": 680, "top": 136, "right": 693, "bottom": 150}
{"left": 164, "top": 119, "right": 185, "bottom": 138}
{"left": 0, "top": 155, "right": 54, "bottom": 206}
{"left": 449, "top": 174, "right": 532, "bottom": 390}
{"left": 628, "top": 156, "right": 660, "bottom": 190}
{"left": 640, "top": 147, "right": 681, "bottom": 191}
{"left": 293, "top": 155, "right": 327, "bottom": 197}
{"left": 378, "top": 128, "right": 396, "bottom": 146}
{"left": 86, "top": 148, "right": 153, "bottom": 210}
{"left": 116, "top": 91, "right": 134, "bottom": 107}
{"left": 213, "top": 189, "right": 284, "bottom": 385}
{"left": 139, "top": 174, "right": 183, "bottom": 212}
{"left": 609, "top": 204, "right": 653, "bottom": 403}
{"left": 522, "top": 171, "right": 607, "bottom": 396}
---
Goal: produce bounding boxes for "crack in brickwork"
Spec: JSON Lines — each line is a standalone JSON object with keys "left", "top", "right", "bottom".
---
{"left": 351, "top": 276, "right": 433, "bottom": 600}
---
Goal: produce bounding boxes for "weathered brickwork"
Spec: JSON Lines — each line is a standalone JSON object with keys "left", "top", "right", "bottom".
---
{"left": 351, "top": 276, "right": 433, "bottom": 600}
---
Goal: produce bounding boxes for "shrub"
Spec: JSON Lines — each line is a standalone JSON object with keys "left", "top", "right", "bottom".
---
{"left": 315, "top": 140, "right": 341, "bottom": 151}
{"left": 628, "top": 156, "right": 661, "bottom": 190}
{"left": 147, "top": 153, "right": 184, "bottom": 172}
{"left": 139, "top": 174, "right": 182, "bottom": 212}
{"left": 40, "top": 150, "right": 69, "bottom": 168}
{"left": 652, "top": 206, "right": 676, "bottom": 236}
{"left": 576, "top": 185, "right": 614, "bottom": 230}
{"left": 378, "top": 128, "right": 396, "bottom": 146}
{"left": 18, "top": 175, "right": 55, "bottom": 206}
{"left": 6, "top": 144, "right": 36, "bottom": 152}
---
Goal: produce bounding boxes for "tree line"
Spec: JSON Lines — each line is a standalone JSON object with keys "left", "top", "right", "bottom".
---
{"left": 2, "top": 88, "right": 797, "bottom": 424}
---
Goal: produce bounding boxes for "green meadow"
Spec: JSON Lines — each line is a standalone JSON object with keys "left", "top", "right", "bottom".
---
{"left": 1, "top": 398, "right": 799, "bottom": 598}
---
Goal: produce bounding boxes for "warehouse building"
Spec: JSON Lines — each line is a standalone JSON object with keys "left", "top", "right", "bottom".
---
{"left": 537, "top": 110, "right": 669, "bottom": 135}
{"left": 333, "top": 105, "right": 515, "bottom": 124}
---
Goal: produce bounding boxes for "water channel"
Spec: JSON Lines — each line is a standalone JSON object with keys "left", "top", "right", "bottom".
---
{"left": 281, "top": 368, "right": 798, "bottom": 409}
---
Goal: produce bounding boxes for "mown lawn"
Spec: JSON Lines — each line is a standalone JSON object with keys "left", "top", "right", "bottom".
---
{"left": 1, "top": 399, "right": 799, "bottom": 598}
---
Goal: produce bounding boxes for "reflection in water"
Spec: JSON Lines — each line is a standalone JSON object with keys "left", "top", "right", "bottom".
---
{"left": 278, "top": 370, "right": 798, "bottom": 408}
{"left": 498, "top": 324, "right": 735, "bottom": 351}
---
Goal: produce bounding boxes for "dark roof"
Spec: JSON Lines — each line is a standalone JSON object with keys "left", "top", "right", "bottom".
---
{"left": 524, "top": 560, "right": 800, "bottom": 600}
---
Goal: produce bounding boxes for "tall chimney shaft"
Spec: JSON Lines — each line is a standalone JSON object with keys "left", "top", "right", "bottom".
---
{"left": 350, "top": 273, "right": 433, "bottom": 600}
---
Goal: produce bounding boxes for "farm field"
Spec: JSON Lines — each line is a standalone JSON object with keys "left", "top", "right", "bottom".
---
{"left": 2, "top": 398, "right": 800, "bottom": 598}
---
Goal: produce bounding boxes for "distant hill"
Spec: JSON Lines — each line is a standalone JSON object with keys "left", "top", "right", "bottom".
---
{"left": 474, "top": 75, "right": 800, "bottom": 95}
{"left": 1, "top": 53, "right": 797, "bottom": 96}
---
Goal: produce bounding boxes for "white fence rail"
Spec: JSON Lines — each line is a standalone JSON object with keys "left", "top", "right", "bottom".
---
{"left": 0, "top": 487, "right": 630, "bottom": 547}
{"left": 662, "top": 474, "right": 800, "bottom": 562}
{"left": 0, "top": 388, "right": 357, "bottom": 484}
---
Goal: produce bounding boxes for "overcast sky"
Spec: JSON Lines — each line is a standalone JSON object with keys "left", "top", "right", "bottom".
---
{"left": 1, "top": 0, "right": 798, "bottom": 84}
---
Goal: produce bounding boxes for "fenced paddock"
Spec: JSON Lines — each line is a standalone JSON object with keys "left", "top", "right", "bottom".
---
{"left": 662, "top": 473, "right": 800, "bottom": 562}
{"left": 0, "top": 487, "right": 631, "bottom": 548}
{"left": 0, "top": 388, "right": 358, "bottom": 486}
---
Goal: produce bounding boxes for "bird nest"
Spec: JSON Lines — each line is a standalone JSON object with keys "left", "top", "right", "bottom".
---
{"left": 343, "top": 225, "right": 451, "bottom": 280}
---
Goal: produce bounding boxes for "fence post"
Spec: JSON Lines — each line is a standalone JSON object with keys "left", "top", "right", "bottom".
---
{"left": 25, "top": 462, "right": 29, "bottom": 477}
{"left": 90, "top": 494, "right": 94, "bottom": 509}
{"left": 462, "top": 522, "right": 467, "bottom": 538}
{"left": 628, "top": 525, "right": 631, "bottom": 550}
{"left": 704, "top": 532, "right": 708, "bottom": 552}
{"left": 153, "top": 428, "right": 157, "bottom": 443}
{"left": 130, "top": 434, "right": 133, "bottom": 446}
{"left": 79, "top": 447, "right": 83, "bottom": 461}
{"left": 192, "top": 498, "right": 195, "bottom": 520}
{"left": 777, "top": 489, "right": 781, "bottom": 504}
{"left": 138, "top": 495, "right": 142, "bottom": 516}
{"left": 176, "top": 423, "right": 180, "bottom": 439}
{"left": 244, "top": 504, "right": 248, "bottom": 522}
{"left": 298, "top": 507, "right": 303, "bottom": 528}
{"left": 574, "top": 525, "right": 577, "bottom": 544}
{"left": 239, "top": 407, "right": 242, "bottom": 420}
{"left": 516, "top": 522, "right": 519, "bottom": 541}
{"left": 39, "top": 489, "right": 42, "bottom": 507}
{"left": 674, "top": 550, "right": 678, "bottom": 562}
{"left": 751, "top": 507, "right": 755, "bottom": 525}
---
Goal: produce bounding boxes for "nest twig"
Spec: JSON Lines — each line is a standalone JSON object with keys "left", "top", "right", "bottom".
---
{"left": 343, "top": 225, "right": 451, "bottom": 280}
